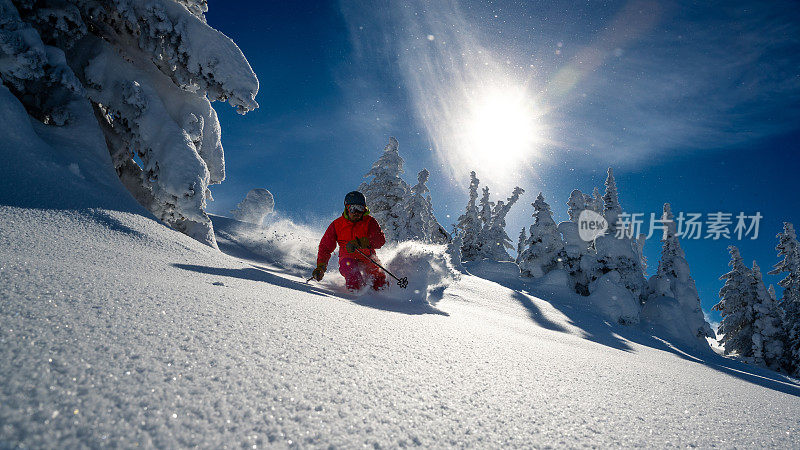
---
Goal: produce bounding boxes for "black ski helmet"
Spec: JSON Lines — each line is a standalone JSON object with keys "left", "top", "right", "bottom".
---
{"left": 344, "top": 191, "right": 366, "bottom": 206}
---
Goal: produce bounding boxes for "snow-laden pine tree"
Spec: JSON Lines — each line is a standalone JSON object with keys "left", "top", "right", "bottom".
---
{"left": 402, "top": 168, "right": 448, "bottom": 243}
{"left": 359, "top": 137, "right": 410, "bottom": 242}
{"left": 713, "top": 246, "right": 756, "bottom": 357}
{"left": 455, "top": 171, "right": 482, "bottom": 261}
{"left": 0, "top": 0, "right": 259, "bottom": 247}
{"left": 603, "top": 168, "right": 622, "bottom": 233}
{"left": 588, "top": 187, "right": 603, "bottom": 213}
{"left": 231, "top": 189, "right": 274, "bottom": 225}
{"left": 584, "top": 169, "right": 647, "bottom": 302}
{"left": 750, "top": 261, "right": 785, "bottom": 370}
{"left": 519, "top": 193, "right": 564, "bottom": 278}
{"left": 479, "top": 186, "right": 524, "bottom": 261}
{"left": 644, "top": 203, "right": 714, "bottom": 346}
{"left": 566, "top": 188, "right": 602, "bottom": 221}
{"left": 768, "top": 222, "right": 800, "bottom": 374}
{"left": 447, "top": 232, "right": 465, "bottom": 272}
{"left": 559, "top": 190, "right": 594, "bottom": 294}
{"left": 478, "top": 186, "right": 494, "bottom": 240}
{"left": 566, "top": 189, "right": 587, "bottom": 222}
{"left": 403, "top": 169, "right": 432, "bottom": 241}
{"left": 516, "top": 227, "right": 527, "bottom": 265}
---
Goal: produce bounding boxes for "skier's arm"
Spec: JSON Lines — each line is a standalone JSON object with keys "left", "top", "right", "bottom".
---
{"left": 367, "top": 217, "right": 386, "bottom": 249}
{"left": 317, "top": 222, "right": 338, "bottom": 267}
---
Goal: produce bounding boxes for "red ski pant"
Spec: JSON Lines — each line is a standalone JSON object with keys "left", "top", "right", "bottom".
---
{"left": 339, "top": 257, "right": 387, "bottom": 290}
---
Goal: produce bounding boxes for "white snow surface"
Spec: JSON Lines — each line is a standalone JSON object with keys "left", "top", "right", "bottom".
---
{"left": 2, "top": 93, "right": 800, "bottom": 448}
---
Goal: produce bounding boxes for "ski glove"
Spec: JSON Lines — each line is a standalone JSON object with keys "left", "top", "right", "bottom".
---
{"left": 312, "top": 263, "right": 326, "bottom": 281}
{"left": 345, "top": 237, "right": 370, "bottom": 253}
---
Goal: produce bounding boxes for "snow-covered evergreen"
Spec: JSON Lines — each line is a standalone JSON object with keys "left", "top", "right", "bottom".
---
{"left": 582, "top": 170, "right": 647, "bottom": 303}
{"left": 750, "top": 261, "right": 785, "bottom": 370}
{"left": 768, "top": 222, "right": 800, "bottom": 374}
{"left": 402, "top": 169, "right": 449, "bottom": 244}
{"left": 403, "top": 169, "right": 432, "bottom": 241}
{"left": 230, "top": 189, "right": 274, "bottom": 225}
{"left": 0, "top": 0, "right": 259, "bottom": 248}
{"left": 559, "top": 190, "right": 595, "bottom": 294}
{"left": 479, "top": 186, "right": 524, "bottom": 261}
{"left": 515, "top": 227, "right": 527, "bottom": 265}
{"left": 359, "top": 137, "right": 410, "bottom": 242}
{"left": 455, "top": 174, "right": 523, "bottom": 262}
{"left": 478, "top": 186, "right": 494, "bottom": 242}
{"left": 713, "top": 246, "right": 755, "bottom": 357}
{"left": 602, "top": 168, "right": 622, "bottom": 233}
{"left": 635, "top": 233, "right": 648, "bottom": 274}
{"left": 447, "top": 232, "right": 465, "bottom": 272}
{"left": 566, "top": 190, "right": 587, "bottom": 222}
{"left": 585, "top": 235, "right": 648, "bottom": 304}
{"left": 455, "top": 171, "right": 482, "bottom": 261}
{"left": 519, "top": 193, "right": 564, "bottom": 278}
{"left": 643, "top": 203, "right": 714, "bottom": 348}
{"left": 588, "top": 187, "right": 603, "bottom": 213}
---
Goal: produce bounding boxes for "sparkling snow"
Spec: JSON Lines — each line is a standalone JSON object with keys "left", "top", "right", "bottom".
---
{"left": 2, "top": 84, "right": 800, "bottom": 447}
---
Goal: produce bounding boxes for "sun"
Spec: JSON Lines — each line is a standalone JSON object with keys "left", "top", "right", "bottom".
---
{"left": 457, "top": 85, "right": 544, "bottom": 181}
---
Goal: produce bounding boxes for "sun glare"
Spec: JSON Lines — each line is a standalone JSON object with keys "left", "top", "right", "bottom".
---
{"left": 457, "top": 85, "right": 543, "bottom": 181}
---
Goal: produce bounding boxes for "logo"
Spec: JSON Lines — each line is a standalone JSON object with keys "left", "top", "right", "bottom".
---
{"left": 578, "top": 209, "right": 608, "bottom": 242}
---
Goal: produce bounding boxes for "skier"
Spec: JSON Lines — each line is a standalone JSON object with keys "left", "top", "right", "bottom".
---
{"left": 311, "top": 191, "right": 388, "bottom": 291}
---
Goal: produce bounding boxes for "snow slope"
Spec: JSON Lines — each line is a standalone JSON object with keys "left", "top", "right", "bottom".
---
{"left": 2, "top": 87, "right": 800, "bottom": 447}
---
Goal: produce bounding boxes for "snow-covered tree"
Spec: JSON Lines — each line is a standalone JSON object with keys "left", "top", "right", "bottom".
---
{"left": 645, "top": 203, "right": 714, "bottom": 345}
{"left": 750, "top": 261, "right": 785, "bottom": 370}
{"left": 559, "top": 190, "right": 596, "bottom": 294}
{"left": 230, "top": 189, "right": 274, "bottom": 225}
{"left": 585, "top": 235, "right": 648, "bottom": 302}
{"left": 447, "top": 232, "right": 464, "bottom": 272}
{"left": 588, "top": 187, "right": 603, "bottom": 213}
{"left": 403, "top": 169, "right": 432, "bottom": 241}
{"left": 603, "top": 168, "right": 622, "bottom": 233}
{"left": 455, "top": 171, "right": 482, "bottom": 260}
{"left": 430, "top": 222, "right": 451, "bottom": 245}
{"left": 402, "top": 168, "right": 448, "bottom": 243}
{"left": 478, "top": 186, "right": 494, "bottom": 236}
{"left": 566, "top": 189, "right": 587, "bottom": 222}
{"left": 480, "top": 186, "right": 524, "bottom": 261}
{"left": 581, "top": 170, "right": 646, "bottom": 301}
{"left": 566, "top": 188, "right": 602, "bottom": 222}
{"left": 636, "top": 233, "right": 648, "bottom": 274}
{"left": 0, "top": 0, "right": 259, "bottom": 247}
{"left": 713, "top": 246, "right": 755, "bottom": 357}
{"left": 768, "top": 222, "right": 800, "bottom": 374}
{"left": 0, "top": 1, "right": 84, "bottom": 126}
{"left": 516, "top": 227, "right": 527, "bottom": 265}
{"left": 519, "top": 193, "right": 564, "bottom": 278}
{"left": 359, "top": 137, "right": 410, "bottom": 242}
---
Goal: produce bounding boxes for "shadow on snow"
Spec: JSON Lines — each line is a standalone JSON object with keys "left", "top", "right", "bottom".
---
{"left": 464, "top": 261, "right": 800, "bottom": 398}
{"left": 172, "top": 263, "right": 449, "bottom": 317}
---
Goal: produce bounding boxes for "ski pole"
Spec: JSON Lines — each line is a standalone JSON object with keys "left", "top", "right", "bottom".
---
{"left": 354, "top": 248, "right": 409, "bottom": 289}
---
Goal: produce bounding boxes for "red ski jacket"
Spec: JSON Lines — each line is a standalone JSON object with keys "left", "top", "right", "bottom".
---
{"left": 317, "top": 211, "right": 386, "bottom": 267}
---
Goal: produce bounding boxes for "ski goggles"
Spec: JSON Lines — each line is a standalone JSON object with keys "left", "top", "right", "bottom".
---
{"left": 347, "top": 204, "right": 366, "bottom": 213}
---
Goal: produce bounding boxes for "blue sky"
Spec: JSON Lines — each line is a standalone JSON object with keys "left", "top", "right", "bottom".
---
{"left": 205, "top": 0, "right": 800, "bottom": 322}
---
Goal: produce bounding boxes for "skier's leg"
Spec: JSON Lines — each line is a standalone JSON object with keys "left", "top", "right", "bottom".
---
{"left": 339, "top": 258, "right": 365, "bottom": 290}
{"left": 365, "top": 257, "right": 388, "bottom": 290}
